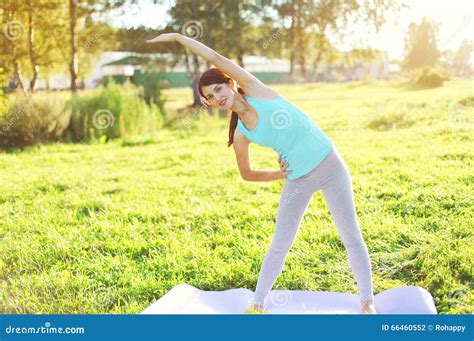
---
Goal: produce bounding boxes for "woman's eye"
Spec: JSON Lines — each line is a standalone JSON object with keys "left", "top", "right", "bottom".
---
{"left": 216, "top": 87, "right": 221, "bottom": 93}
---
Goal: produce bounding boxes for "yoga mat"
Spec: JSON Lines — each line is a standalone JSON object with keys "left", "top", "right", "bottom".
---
{"left": 141, "top": 284, "right": 437, "bottom": 314}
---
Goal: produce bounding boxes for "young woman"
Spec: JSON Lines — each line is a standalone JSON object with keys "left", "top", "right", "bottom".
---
{"left": 147, "top": 33, "right": 377, "bottom": 314}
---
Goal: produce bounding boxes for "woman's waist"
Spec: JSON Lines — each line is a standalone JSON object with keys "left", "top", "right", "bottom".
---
{"left": 283, "top": 142, "right": 335, "bottom": 181}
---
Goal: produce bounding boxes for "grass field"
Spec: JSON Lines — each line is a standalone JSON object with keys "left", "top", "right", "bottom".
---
{"left": 0, "top": 80, "right": 472, "bottom": 314}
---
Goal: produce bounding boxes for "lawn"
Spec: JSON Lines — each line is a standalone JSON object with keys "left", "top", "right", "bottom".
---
{"left": 0, "top": 80, "right": 472, "bottom": 314}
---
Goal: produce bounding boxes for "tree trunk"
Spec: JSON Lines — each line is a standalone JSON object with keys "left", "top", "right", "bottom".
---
{"left": 5, "top": 9, "right": 26, "bottom": 95}
{"left": 289, "top": 12, "right": 295, "bottom": 81}
{"left": 27, "top": 0, "right": 38, "bottom": 92}
{"left": 310, "top": 50, "right": 323, "bottom": 81}
{"left": 237, "top": 53, "right": 244, "bottom": 68}
{"left": 13, "top": 61, "right": 26, "bottom": 95}
{"left": 188, "top": 0, "right": 202, "bottom": 107}
{"left": 69, "top": 0, "right": 78, "bottom": 93}
{"left": 191, "top": 53, "right": 202, "bottom": 107}
{"left": 299, "top": 54, "right": 307, "bottom": 81}
{"left": 295, "top": 7, "right": 306, "bottom": 81}
{"left": 237, "top": 44, "right": 245, "bottom": 68}
{"left": 183, "top": 51, "right": 202, "bottom": 108}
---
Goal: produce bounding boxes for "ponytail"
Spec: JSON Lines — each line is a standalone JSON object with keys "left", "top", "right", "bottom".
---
{"left": 228, "top": 87, "right": 245, "bottom": 147}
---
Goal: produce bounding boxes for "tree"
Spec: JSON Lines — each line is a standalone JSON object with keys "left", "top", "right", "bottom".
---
{"left": 452, "top": 39, "right": 473, "bottom": 76}
{"left": 65, "top": 0, "right": 124, "bottom": 93}
{"left": 403, "top": 17, "right": 441, "bottom": 70}
{"left": 0, "top": 0, "right": 29, "bottom": 94}
{"left": 170, "top": 0, "right": 266, "bottom": 106}
{"left": 264, "top": 0, "right": 402, "bottom": 82}
{"left": 139, "top": 0, "right": 401, "bottom": 104}
{"left": 25, "top": 0, "right": 64, "bottom": 92}
{"left": 0, "top": 0, "right": 118, "bottom": 93}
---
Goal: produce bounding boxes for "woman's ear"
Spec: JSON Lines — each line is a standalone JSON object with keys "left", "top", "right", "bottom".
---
{"left": 200, "top": 95, "right": 210, "bottom": 107}
{"left": 229, "top": 79, "right": 238, "bottom": 92}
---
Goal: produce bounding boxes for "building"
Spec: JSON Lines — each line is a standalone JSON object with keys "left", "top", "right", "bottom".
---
{"left": 97, "top": 52, "right": 291, "bottom": 88}
{"left": 28, "top": 49, "right": 398, "bottom": 91}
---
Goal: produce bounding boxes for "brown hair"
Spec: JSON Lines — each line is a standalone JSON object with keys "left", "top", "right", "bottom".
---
{"left": 198, "top": 68, "right": 244, "bottom": 147}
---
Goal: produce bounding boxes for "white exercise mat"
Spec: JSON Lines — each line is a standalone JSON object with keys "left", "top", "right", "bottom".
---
{"left": 141, "top": 284, "right": 437, "bottom": 314}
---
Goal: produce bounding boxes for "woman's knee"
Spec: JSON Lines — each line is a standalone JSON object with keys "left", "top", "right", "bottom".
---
{"left": 268, "top": 240, "right": 293, "bottom": 254}
{"left": 340, "top": 229, "right": 365, "bottom": 249}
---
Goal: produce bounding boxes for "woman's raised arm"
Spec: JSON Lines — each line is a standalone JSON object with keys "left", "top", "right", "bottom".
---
{"left": 146, "top": 33, "right": 262, "bottom": 88}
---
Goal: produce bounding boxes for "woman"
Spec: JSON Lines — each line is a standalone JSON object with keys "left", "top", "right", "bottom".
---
{"left": 147, "top": 33, "right": 377, "bottom": 314}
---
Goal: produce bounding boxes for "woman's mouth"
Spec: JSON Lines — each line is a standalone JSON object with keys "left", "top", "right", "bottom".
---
{"left": 219, "top": 98, "right": 227, "bottom": 107}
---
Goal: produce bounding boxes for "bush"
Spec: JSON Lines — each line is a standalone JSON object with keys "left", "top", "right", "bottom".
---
{"left": 413, "top": 67, "right": 446, "bottom": 88}
{"left": 0, "top": 93, "right": 70, "bottom": 149}
{"left": 458, "top": 96, "right": 474, "bottom": 107}
{"left": 365, "top": 103, "right": 416, "bottom": 131}
{"left": 66, "top": 80, "right": 163, "bottom": 142}
{"left": 142, "top": 73, "right": 167, "bottom": 117}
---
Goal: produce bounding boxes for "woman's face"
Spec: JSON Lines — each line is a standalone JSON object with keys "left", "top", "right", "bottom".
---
{"left": 200, "top": 82, "right": 235, "bottom": 110}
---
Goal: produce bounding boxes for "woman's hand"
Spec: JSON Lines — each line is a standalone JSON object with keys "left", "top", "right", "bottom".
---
{"left": 278, "top": 156, "right": 292, "bottom": 179}
{"left": 146, "top": 33, "right": 180, "bottom": 44}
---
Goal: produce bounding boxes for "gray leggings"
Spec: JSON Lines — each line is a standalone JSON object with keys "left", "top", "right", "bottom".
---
{"left": 252, "top": 146, "right": 374, "bottom": 307}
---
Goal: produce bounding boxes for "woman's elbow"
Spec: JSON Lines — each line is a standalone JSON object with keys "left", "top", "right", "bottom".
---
{"left": 240, "top": 170, "right": 252, "bottom": 181}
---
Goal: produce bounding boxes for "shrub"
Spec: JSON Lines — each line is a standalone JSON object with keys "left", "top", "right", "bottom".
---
{"left": 66, "top": 80, "right": 163, "bottom": 142}
{"left": 142, "top": 73, "right": 167, "bottom": 117}
{"left": 365, "top": 103, "right": 416, "bottom": 131}
{"left": 413, "top": 67, "right": 446, "bottom": 88}
{"left": 458, "top": 96, "right": 474, "bottom": 107}
{"left": 0, "top": 93, "right": 70, "bottom": 149}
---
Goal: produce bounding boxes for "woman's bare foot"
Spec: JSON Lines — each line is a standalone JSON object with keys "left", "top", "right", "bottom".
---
{"left": 244, "top": 303, "right": 267, "bottom": 314}
{"left": 361, "top": 300, "right": 377, "bottom": 314}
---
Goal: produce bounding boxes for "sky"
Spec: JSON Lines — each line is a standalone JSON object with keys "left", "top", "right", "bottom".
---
{"left": 366, "top": 0, "right": 473, "bottom": 59}
{"left": 107, "top": 0, "right": 474, "bottom": 60}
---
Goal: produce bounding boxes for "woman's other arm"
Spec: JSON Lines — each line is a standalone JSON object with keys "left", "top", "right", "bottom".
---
{"left": 233, "top": 129, "right": 289, "bottom": 182}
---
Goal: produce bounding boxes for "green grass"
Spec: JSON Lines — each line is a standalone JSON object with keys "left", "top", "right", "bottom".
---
{"left": 1, "top": 80, "right": 472, "bottom": 314}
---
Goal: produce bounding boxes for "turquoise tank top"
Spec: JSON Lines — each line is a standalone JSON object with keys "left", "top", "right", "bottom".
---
{"left": 237, "top": 95, "right": 334, "bottom": 180}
